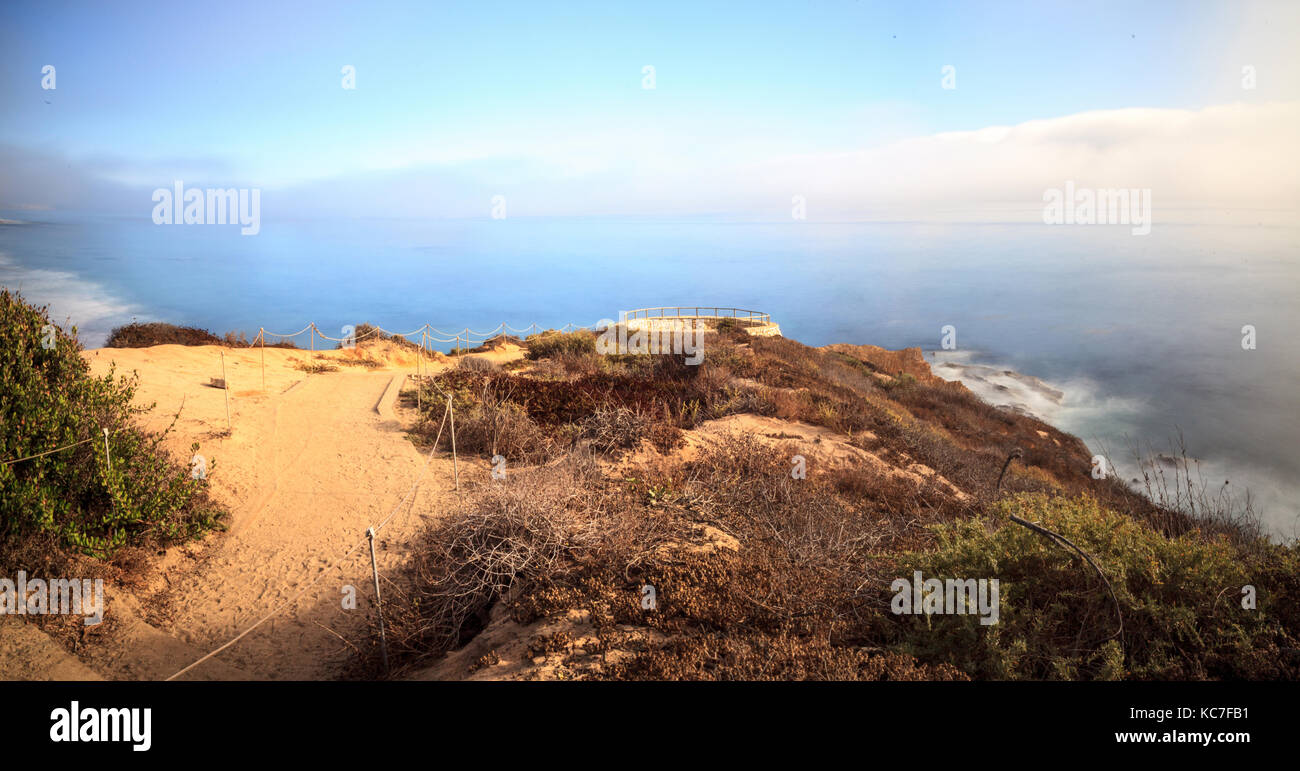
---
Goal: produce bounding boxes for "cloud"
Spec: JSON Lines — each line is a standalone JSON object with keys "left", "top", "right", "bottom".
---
{"left": 0, "top": 145, "right": 130, "bottom": 212}
{"left": 735, "top": 102, "right": 1300, "bottom": 220}
{"left": 288, "top": 100, "right": 1300, "bottom": 220}
{"left": 7, "top": 102, "right": 1298, "bottom": 222}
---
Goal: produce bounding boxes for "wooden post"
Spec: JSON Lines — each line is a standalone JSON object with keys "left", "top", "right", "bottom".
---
{"left": 416, "top": 332, "right": 422, "bottom": 412}
{"left": 366, "top": 527, "right": 389, "bottom": 675}
{"left": 449, "top": 393, "right": 459, "bottom": 492}
{"left": 220, "top": 350, "right": 232, "bottom": 433}
{"left": 101, "top": 427, "right": 111, "bottom": 469}
{"left": 310, "top": 324, "right": 315, "bottom": 361}
{"left": 259, "top": 328, "right": 266, "bottom": 392}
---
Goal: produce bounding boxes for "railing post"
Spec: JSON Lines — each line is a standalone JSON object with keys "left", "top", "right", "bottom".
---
{"left": 367, "top": 527, "right": 389, "bottom": 675}
{"left": 449, "top": 393, "right": 460, "bottom": 492}
{"left": 220, "top": 350, "right": 232, "bottom": 433}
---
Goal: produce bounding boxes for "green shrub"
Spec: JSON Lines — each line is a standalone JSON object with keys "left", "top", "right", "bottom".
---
{"left": 888, "top": 493, "right": 1298, "bottom": 680}
{"left": 105, "top": 321, "right": 298, "bottom": 349}
{"left": 106, "top": 321, "right": 222, "bottom": 347}
{"left": 712, "top": 318, "right": 754, "bottom": 343}
{"left": 525, "top": 330, "right": 596, "bottom": 360}
{"left": 350, "top": 323, "right": 419, "bottom": 350}
{"left": 0, "top": 290, "right": 226, "bottom": 558}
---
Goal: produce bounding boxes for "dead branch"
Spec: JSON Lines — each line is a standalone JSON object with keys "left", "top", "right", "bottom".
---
{"left": 1000, "top": 448, "right": 1125, "bottom": 653}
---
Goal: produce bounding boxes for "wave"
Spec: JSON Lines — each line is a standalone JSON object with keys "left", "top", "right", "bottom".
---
{"left": 0, "top": 252, "right": 142, "bottom": 347}
{"left": 931, "top": 350, "right": 1298, "bottom": 538}
{"left": 930, "top": 351, "right": 1145, "bottom": 432}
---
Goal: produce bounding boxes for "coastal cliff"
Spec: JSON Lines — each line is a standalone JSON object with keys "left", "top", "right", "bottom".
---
{"left": 2, "top": 302, "right": 1296, "bottom": 682}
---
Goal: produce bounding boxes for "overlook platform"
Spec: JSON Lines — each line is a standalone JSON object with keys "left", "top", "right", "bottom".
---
{"left": 620, "top": 307, "right": 782, "bottom": 337}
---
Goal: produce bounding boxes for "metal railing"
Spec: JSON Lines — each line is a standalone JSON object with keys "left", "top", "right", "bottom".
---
{"left": 621, "top": 307, "right": 771, "bottom": 325}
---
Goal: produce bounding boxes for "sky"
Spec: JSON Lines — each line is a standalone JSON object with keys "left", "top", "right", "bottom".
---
{"left": 1, "top": 0, "right": 1297, "bottom": 220}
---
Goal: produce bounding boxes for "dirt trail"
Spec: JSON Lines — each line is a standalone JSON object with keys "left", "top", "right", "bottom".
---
{"left": 62, "top": 342, "right": 518, "bottom": 680}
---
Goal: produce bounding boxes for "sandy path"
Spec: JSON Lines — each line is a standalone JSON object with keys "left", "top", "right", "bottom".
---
{"left": 72, "top": 343, "right": 498, "bottom": 680}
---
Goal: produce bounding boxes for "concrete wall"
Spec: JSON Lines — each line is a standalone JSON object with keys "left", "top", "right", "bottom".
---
{"left": 624, "top": 317, "right": 780, "bottom": 337}
{"left": 744, "top": 323, "right": 782, "bottom": 337}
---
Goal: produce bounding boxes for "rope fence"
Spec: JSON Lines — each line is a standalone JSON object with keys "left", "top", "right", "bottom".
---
{"left": 241, "top": 319, "right": 604, "bottom": 387}
{"left": 248, "top": 320, "right": 601, "bottom": 349}
{"left": 3, "top": 309, "right": 737, "bottom": 465}
{"left": 213, "top": 318, "right": 605, "bottom": 396}
{"left": 3, "top": 315, "right": 589, "bottom": 465}
{"left": 2, "top": 436, "right": 95, "bottom": 466}
{"left": 2, "top": 425, "right": 130, "bottom": 467}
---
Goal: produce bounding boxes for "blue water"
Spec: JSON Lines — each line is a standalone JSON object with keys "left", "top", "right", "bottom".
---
{"left": 2, "top": 212, "right": 1297, "bottom": 536}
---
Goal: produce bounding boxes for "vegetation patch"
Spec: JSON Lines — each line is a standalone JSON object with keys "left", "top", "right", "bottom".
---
{"left": 886, "top": 494, "right": 1298, "bottom": 680}
{"left": 373, "top": 320, "right": 1294, "bottom": 680}
{"left": 524, "top": 329, "right": 596, "bottom": 360}
{"left": 1, "top": 290, "right": 226, "bottom": 561}
{"left": 106, "top": 321, "right": 297, "bottom": 349}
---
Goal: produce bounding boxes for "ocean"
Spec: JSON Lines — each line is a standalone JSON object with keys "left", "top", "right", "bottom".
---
{"left": 2, "top": 211, "right": 1297, "bottom": 537}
